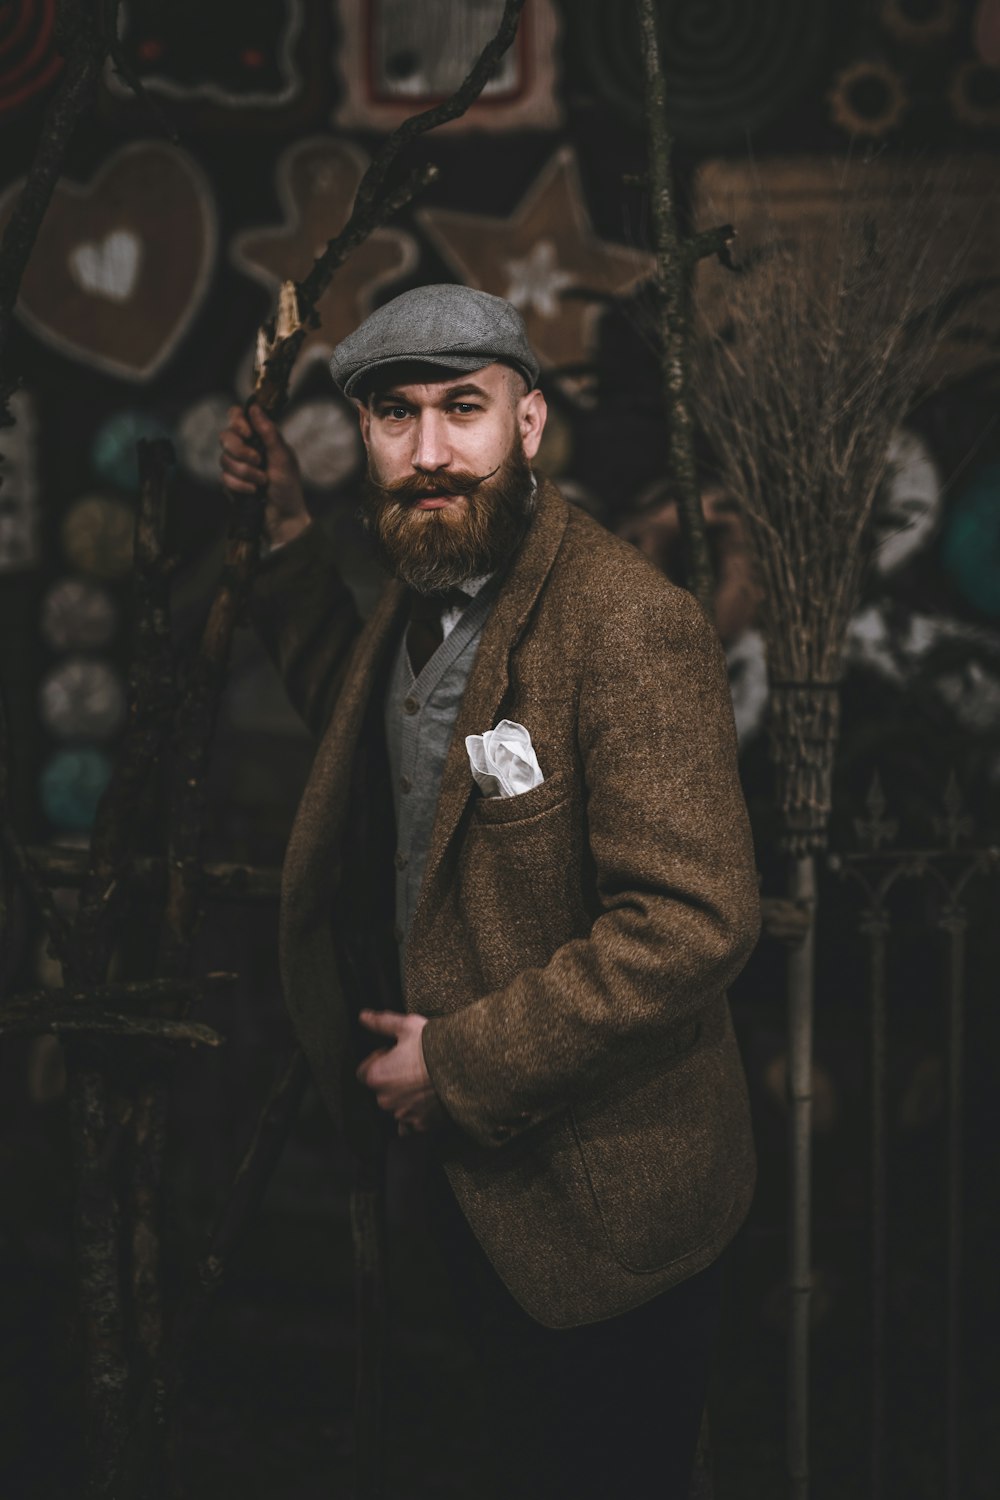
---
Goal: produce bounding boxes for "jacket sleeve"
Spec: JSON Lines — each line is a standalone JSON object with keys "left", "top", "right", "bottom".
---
{"left": 248, "top": 522, "right": 364, "bottom": 739}
{"left": 420, "top": 582, "right": 761, "bottom": 1148}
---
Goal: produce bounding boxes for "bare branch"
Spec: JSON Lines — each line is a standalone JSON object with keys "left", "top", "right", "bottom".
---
{"left": 635, "top": 0, "right": 714, "bottom": 615}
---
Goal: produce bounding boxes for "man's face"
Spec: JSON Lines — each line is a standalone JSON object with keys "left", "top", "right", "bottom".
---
{"left": 356, "top": 361, "right": 547, "bottom": 593}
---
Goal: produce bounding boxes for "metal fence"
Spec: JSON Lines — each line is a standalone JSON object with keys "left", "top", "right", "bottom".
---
{"left": 825, "top": 772, "right": 998, "bottom": 1500}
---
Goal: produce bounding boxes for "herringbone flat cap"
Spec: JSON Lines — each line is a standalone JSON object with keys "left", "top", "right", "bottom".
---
{"left": 328, "top": 283, "right": 540, "bottom": 398}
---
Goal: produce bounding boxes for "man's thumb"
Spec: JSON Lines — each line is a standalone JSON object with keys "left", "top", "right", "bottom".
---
{"left": 359, "top": 1009, "right": 406, "bottom": 1038}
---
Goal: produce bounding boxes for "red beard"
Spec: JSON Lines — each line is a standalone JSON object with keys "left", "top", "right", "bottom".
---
{"left": 362, "top": 442, "right": 535, "bottom": 593}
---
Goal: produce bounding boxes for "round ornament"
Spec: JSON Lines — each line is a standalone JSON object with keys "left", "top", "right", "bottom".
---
{"left": 61, "top": 495, "right": 135, "bottom": 578}
{"left": 91, "top": 410, "right": 173, "bottom": 492}
{"left": 281, "top": 399, "right": 361, "bottom": 490}
{"left": 949, "top": 60, "right": 1000, "bottom": 129}
{"left": 40, "top": 747, "right": 113, "bottom": 831}
{"left": 572, "top": 0, "right": 830, "bottom": 146}
{"left": 879, "top": 0, "right": 959, "bottom": 44}
{"left": 177, "top": 394, "right": 237, "bottom": 483}
{"left": 872, "top": 429, "right": 942, "bottom": 577}
{"left": 41, "top": 578, "right": 117, "bottom": 650}
{"left": 942, "top": 463, "right": 1000, "bottom": 616}
{"left": 829, "top": 59, "right": 908, "bottom": 137}
{"left": 39, "top": 657, "right": 127, "bottom": 741}
{"left": 0, "top": 0, "right": 63, "bottom": 118}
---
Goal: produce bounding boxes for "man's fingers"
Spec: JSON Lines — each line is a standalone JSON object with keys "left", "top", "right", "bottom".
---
{"left": 359, "top": 1009, "right": 407, "bottom": 1039}
{"left": 219, "top": 430, "right": 263, "bottom": 466}
{"left": 226, "top": 404, "right": 254, "bottom": 440}
{"left": 249, "top": 401, "right": 284, "bottom": 451}
{"left": 221, "top": 475, "right": 260, "bottom": 496}
{"left": 220, "top": 456, "right": 265, "bottom": 490}
{"left": 355, "top": 1045, "right": 390, "bottom": 1083}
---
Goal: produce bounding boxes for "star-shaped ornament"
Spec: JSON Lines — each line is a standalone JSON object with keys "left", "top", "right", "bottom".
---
{"left": 232, "top": 139, "right": 417, "bottom": 386}
{"left": 418, "top": 149, "right": 654, "bottom": 377}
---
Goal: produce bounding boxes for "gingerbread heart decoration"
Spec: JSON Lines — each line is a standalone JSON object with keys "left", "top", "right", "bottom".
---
{"left": 0, "top": 142, "right": 217, "bottom": 381}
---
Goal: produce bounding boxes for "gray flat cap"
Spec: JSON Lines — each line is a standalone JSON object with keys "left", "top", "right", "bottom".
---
{"left": 329, "top": 284, "right": 540, "bottom": 398}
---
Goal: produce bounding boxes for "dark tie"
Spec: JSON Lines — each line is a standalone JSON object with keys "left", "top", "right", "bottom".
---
{"left": 405, "top": 586, "right": 469, "bottom": 676}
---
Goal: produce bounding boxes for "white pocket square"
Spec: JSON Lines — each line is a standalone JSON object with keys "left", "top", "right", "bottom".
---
{"left": 465, "top": 719, "right": 544, "bottom": 799}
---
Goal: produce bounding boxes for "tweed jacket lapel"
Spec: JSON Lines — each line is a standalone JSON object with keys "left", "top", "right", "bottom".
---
{"left": 408, "top": 479, "right": 569, "bottom": 945}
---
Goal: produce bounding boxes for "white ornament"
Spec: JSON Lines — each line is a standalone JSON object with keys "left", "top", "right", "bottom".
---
{"left": 68, "top": 229, "right": 142, "bottom": 302}
{"left": 504, "top": 240, "right": 574, "bottom": 319}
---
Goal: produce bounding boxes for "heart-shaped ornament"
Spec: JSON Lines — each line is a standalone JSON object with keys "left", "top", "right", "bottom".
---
{"left": 0, "top": 142, "right": 216, "bottom": 381}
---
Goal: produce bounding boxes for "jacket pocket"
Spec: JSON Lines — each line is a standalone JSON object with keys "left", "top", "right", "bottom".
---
{"left": 459, "top": 769, "right": 585, "bottom": 988}
{"left": 470, "top": 767, "right": 570, "bottom": 825}
{"left": 568, "top": 1027, "right": 747, "bottom": 1274}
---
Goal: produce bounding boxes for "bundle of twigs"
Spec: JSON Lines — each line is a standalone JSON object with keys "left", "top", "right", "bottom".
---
{"left": 689, "top": 157, "right": 977, "bottom": 1500}
{"left": 691, "top": 158, "right": 972, "bottom": 851}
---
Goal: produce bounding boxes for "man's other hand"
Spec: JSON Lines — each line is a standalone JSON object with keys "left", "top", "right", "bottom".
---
{"left": 356, "top": 1010, "right": 445, "bottom": 1136}
{"left": 218, "top": 402, "right": 311, "bottom": 549}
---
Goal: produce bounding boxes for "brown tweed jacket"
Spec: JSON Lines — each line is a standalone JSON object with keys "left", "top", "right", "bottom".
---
{"left": 251, "top": 479, "right": 761, "bottom": 1329}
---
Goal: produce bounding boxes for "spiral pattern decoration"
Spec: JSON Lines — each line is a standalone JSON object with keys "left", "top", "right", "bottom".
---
{"left": 574, "top": 0, "right": 830, "bottom": 146}
{"left": 880, "top": 0, "right": 959, "bottom": 46}
{"left": 0, "top": 0, "right": 62, "bottom": 117}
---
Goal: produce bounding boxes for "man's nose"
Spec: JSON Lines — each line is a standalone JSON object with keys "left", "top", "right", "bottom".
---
{"left": 412, "top": 411, "right": 451, "bottom": 472}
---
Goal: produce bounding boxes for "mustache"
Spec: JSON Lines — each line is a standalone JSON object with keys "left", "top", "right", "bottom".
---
{"left": 367, "top": 464, "right": 502, "bottom": 503}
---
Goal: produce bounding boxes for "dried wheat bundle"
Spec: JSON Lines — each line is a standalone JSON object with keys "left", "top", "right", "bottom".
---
{"left": 691, "top": 158, "right": 975, "bottom": 687}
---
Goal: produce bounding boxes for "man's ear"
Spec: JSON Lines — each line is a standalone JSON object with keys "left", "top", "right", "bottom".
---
{"left": 517, "top": 388, "right": 547, "bottom": 463}
{"left": 351, "top": 395, "right": 371, "bottom": 447}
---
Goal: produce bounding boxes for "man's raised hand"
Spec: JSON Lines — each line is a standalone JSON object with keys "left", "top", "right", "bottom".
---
{"left": 218, "top": 402, "right": 311, "bottom": 549}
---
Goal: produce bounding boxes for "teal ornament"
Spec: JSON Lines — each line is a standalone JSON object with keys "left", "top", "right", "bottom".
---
{"left": 943, "top": 464, "right": 1000, "bottom": 617}
{"left": 91, "top": 410, "right": 173, "bottom": 492}
{"left": 40, "top": 747, "right": 113, "bottom": 831}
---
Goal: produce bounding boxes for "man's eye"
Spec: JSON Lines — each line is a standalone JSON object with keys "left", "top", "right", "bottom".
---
{"left": 450, "top": 403, "right": 479, "bottom": 415}
{"left": 381, "top": 406, "right": 410, "bottom": 420}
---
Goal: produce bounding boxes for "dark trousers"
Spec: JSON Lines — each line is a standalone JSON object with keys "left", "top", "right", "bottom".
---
{"left": 424, "top": 1161, "right": 723, "bottom": 1500}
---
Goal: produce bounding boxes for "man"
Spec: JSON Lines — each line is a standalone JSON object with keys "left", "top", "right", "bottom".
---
{"left": 219, "top": 285, "right": 760, "bottom": 1499}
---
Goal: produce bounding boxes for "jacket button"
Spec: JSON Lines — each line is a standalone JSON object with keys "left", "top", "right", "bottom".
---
{"left": 394, "top": 850, "right": 408, "bottom": 869}
{"left": 493, "top": 1124, "right": 512, "bottom": 1142}
{"left": 403, "top": 695, "right": 419, "bottom": 715}
{"left": 400, "top": 774, "right": 412, "bottom": 793}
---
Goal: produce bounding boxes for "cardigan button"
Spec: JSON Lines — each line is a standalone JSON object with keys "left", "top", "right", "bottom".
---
{"left": 403, "top": 695, "right": 419, "bottom": 714}
{"left": 400, "top": 774, "right": 412, "bottom": 793}
{"left": 394, "top": 850, "right": 408, "bottom": 869}
{"left": 493, "top": 1124, "right": 512, "bottom": 1142}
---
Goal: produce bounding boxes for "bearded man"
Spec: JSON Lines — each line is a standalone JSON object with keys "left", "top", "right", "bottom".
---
{"left": 219, "top": 285, "right": 760, "bottom": 1500}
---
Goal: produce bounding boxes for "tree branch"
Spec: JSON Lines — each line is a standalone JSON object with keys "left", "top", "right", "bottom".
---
{"left": 635, "top": 0, "right": 715, "bottom": 616}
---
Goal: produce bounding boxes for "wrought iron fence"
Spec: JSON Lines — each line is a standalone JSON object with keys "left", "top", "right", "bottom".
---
{"left": 826, "top": 771, "right": 998, "bottom": 1500}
